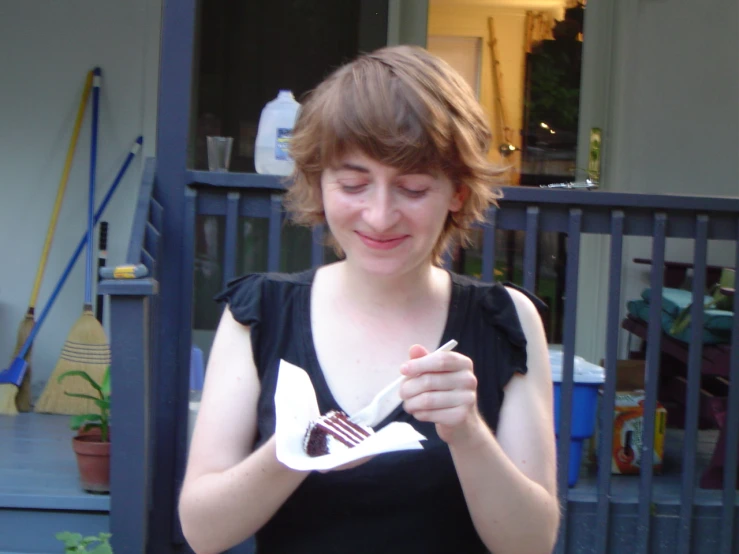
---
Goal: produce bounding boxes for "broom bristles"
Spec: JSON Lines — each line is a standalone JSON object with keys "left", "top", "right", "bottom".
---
{"left": 0, "top": 385, "right": 19, "bottom": 416}
{"left": 34, "top": 310, "right": 110, "bottom": 415}
{"left": 13, "top": 313, "right": 35, "bottom": 412}
{"left": 0, "top": 311, "right": 35, "bottom": 416}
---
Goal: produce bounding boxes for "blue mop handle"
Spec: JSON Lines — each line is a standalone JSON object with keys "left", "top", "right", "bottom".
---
{"left": 85, "top": 67, "right": 101, "bottom": 307}
{"left": 17, "top": 137, "right": 143, "bottom": 360}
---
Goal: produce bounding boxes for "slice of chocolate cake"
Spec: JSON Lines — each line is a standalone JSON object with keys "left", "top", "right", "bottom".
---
{"left": 303, "top": 410, "right": 373, "bottom": 457}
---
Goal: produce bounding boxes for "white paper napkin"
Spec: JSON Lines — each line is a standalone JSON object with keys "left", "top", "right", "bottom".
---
{"left": 274, "top": 359, "right": 427, "bottom": 471}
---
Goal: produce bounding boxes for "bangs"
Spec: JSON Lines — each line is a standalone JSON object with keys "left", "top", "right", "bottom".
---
{"left": 312, "top": 62, "right": 455, "bottom": 176}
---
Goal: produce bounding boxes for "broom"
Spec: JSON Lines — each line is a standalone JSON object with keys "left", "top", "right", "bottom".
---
{"left": 35, "top": 67, "right": 110, "bottom": 415}
{"left": 7, "top": 69, "right": 95, "bottom": 414}
{"left": 0, "top": 136, "right": 143, "bottom": 415}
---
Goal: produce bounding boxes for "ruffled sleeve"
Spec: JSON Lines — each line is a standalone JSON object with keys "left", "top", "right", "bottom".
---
{"left": 479, "top": 282, "right": 548, "bottom": 390}
{"left": 213, "top": 274, "right": 266, "bottom": 371}
{"left": 214, "top": 273, "right": 264, "bottom": 327}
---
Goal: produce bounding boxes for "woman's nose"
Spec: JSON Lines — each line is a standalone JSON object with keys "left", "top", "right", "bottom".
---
{"left": 363, "top": 186, "right": 399, "bottom": 231}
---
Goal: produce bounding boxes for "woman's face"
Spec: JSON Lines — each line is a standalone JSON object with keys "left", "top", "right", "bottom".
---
{"left": 320, "top": 151, "right": 463, "bottom": 277}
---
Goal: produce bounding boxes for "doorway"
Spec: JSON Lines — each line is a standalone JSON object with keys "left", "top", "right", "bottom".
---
{"left": 427, "top": 0, "right": 589, "bottom": 343}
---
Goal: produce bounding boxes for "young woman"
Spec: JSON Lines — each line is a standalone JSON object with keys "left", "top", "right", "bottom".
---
{"left": 179, "top": 45, "right": 559, "bottom": 554}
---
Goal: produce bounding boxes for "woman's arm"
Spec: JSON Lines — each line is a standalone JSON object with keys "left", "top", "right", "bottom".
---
{"left": 178, "top": 307, "right": 309, "bottom": 554}
{"left": 400, "top": 288, "right": 559, "bottom": 554}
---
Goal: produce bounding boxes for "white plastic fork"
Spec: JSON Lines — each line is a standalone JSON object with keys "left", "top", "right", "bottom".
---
{"left": 349, "top": 339, "right": 459, "bottom": 428}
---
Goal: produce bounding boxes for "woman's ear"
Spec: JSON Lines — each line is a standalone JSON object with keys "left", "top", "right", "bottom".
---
{"left": 449, "top": 185, "right": 468, "bottom": 212}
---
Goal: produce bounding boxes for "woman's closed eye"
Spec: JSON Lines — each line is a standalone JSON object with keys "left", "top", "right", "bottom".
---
{"left": 396, "top": 175, "right": 433, "bottom": 198}
{"left": 339, "top": 182, "right": 368, "bottom": 194}
{"left": 399, "top": 187, "right": 429, "bottom": 199}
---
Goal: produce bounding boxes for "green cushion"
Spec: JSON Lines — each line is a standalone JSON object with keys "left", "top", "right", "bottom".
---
{"left": 627, "top": 299, "right": 729, "bottom": 344}
{"left": 641, "top": 287, "right": 712, "bottom": 317}
{"left": 641, "top": 287, "right": 733, "bottom": 333}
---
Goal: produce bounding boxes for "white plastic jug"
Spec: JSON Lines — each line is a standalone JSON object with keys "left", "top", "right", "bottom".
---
{"left": 254, "top": 90, "right": 301, "bottom": 175}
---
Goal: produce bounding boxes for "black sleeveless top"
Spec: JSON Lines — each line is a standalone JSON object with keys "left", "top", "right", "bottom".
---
{"left": 215, "top": 269, "right": 540, "bottom": 554}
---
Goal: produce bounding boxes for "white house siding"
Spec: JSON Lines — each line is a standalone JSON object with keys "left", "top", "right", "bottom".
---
{"left": 577, "top": 0, "right": 739, "bottom": 363}
{"left": 0, "top": 1, "right": 161, "bottom": 391}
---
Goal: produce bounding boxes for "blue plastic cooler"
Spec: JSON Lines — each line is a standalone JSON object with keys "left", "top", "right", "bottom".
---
{"left": 549, "top": 348, "right": 605, "bottom": 487}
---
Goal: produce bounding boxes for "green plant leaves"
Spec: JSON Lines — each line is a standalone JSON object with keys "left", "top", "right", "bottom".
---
{"left": 55, "top": 531, "right": 113, "bottom": 553}
{"left": 58, "top": 370, "right": 105, "bottom": 398}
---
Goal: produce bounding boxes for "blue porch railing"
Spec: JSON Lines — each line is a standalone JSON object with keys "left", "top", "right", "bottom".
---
{"left": 98, "top": 157, "right": 160, "bottom": 554}
{"left": 103, "top": 164, "right": 739, "bottom": 554}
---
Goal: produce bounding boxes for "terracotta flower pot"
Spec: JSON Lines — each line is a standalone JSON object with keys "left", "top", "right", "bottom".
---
{"left": 72, "top": 434, "right": 111, "bottom": 493}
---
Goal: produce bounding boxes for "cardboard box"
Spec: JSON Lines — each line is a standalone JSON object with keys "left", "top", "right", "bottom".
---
{"left": 609, "top": 392, "right": 667, "bottom": 475}
{"left": 599, "top": 359, "right": 646, "bottom": 391}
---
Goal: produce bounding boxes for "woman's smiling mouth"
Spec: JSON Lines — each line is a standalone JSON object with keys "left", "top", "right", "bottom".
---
{"left": 355, "top": 231, "right": 409, "bottom": 250}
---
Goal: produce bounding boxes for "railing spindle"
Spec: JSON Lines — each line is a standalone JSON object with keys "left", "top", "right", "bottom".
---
{"left": 554, "top": 208, "right": 582, "bottom": 554}
{"left": 149, "top": 197, "right": 163, "bottom": 234}
{"left": 268, "top": 194, "right": 283, "bottom": 272}
{"left": 677, "top": 215, "right": 709, "bottom": 553}
{"left": 482, "top": 206, "right": 497, "bottom": 283}
{"left": 523, "top": 207, "right": 539, "bottom": 292}
{"left": 636, "top": 212, "right": 667, "bottom": 554}
{"left": 719, "top": 219, "right": 739, "bottom": 554}
{"left": 595, "top": 210, "right": 625, "bottom": 554}
{"left": 223, "top": 191, "right": 240, "bottom": 285}
{"left": 311, "top": 225, "right": 325, "bottom": 268}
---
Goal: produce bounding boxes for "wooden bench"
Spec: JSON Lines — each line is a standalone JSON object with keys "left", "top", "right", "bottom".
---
{"left": 622, "top": 259, "right": 735, "bottom": 488}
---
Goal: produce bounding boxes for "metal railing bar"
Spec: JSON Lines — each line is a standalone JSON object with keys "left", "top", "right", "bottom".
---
{"left": 187, "top": 170, "right": 287, "bottom": 191}
{"left": 595, "top": 210, "right": 625, "bottom": 554}
{"left": 311, "top": 226, "right": 325, "bottom": 268}
{"left": 187, "top": 176, "right": 739, "bottom": 214}
{"left": 144, "top": 222, "right": 160, "bottom": 259}
{"left": 554, "top": 208, "right": 582, "bottom": 554}
{"left": 677, "top": 215, "right": 709, "bottom": 554}
{"left": 482, "top": 207, "right": 497, "bottom": 283}
{"left": 494, "top": 205, "right": 737, "bottom": 241}
{"left": 141, "top": 248, "right": 155, "bottom": 277}
{"left": 719, "top": 219, "right": 739, "bottom": 554}
{"left": 194, "top": 192, "right": 271, "bottom": 219}
{"left": 223, "top": 191, "right": 239, "bottom": 285}
{"left": 499, "top": 186, "right": 739, "bottom": 214}
{"left": 126, "top": 158, "right": 157, "bottom": 263}
{"left": 636, "top": 212, "right": 668, "bottom": 554}
{"left": 149, "top": 197, "right": 163, "bottom": 233}
{"left": 267, "top": 194, "right": 283, "bottom": 272}
{"left": 523, "top": 207, "right": 539, "bottom": 292}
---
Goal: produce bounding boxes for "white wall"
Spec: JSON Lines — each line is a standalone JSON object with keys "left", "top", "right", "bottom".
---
{"left": 605, "top": 0, "right": 738, "bottom": 199}
{"left": 0, "top": 1, "right": 161, "bottom": 392}
{"left": 575, "top": 0, "right": 739, "bottom": 362}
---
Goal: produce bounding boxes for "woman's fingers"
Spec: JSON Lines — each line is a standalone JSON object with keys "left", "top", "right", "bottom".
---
{"left": 402, "top": 389, "right": 476, "bottom": 414}
{"left": 400, "top": 348, "right": 479, "bottom": 431}
{"left": 401, "top": 351, "right": 472, "bottom": 377}
{"left": 399, "top": 369, "right": 477, "bottom": 400}
{"left": 410, "top": 406, "right": 471, "bottom": 427}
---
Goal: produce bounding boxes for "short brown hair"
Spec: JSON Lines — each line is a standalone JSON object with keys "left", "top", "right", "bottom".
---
{"left": 285, "top": 45, "right": 504, "bottom": 261}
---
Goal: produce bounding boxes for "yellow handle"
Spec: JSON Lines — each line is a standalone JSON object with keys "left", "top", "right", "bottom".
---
{"left": 114, "top": 265, "right": 146, "bottom": 279}
{"left": 29, "top": 70, "right": 94, "bottom": 309}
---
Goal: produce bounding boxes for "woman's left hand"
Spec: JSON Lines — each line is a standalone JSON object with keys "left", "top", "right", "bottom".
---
{"left": 399, "top": 344, "right": 485, "bottom": 446}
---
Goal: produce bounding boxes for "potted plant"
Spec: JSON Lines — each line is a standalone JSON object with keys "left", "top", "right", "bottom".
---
{"left": 55, "top": 531, "right": 113, "bottom": 553}
{"left": 57, "top": 366, "right": 111, "bottom": 493}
